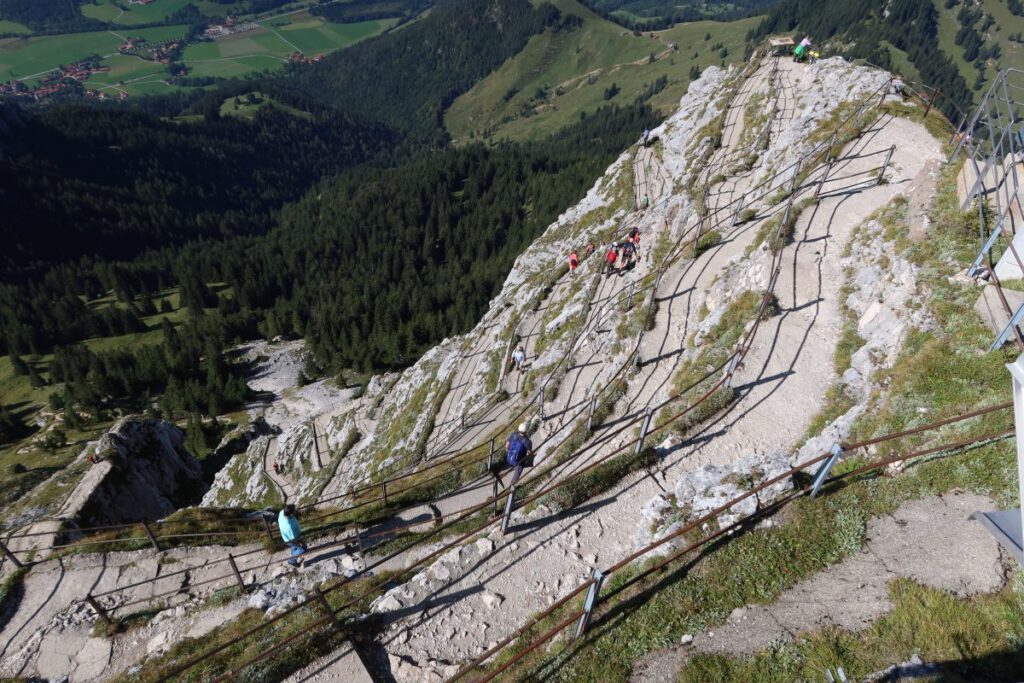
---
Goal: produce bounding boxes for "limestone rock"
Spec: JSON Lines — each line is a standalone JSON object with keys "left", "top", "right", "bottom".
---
{"left": 61, "top": 416, "right": 208, "bottom": 531}
{"left": 481, "top": 591, "right": 503, "bottom": 609}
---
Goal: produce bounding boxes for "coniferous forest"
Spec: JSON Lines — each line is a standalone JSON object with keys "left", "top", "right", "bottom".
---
{"left": 0, "top": 0, "right": 659, "bottom": 424}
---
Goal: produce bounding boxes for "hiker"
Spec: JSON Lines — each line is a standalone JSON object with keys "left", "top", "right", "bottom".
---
{"left": 617, "top": 242, "right": 629, "bottom": 275}
{"left": 629, "top": 226, "right": 641, "bottom": 248}
{"left": 569, "top": 249, "right": 580, "bottom": 276}
{"left": 272, "top": 461, "right": 280, "bottom": 475}
{"left": 503, "top": 423, "right": 535, "bottom": 487}
{"left": 585, "top": 241, "right": 596, "bottom": 258}
{"left": 892, "top": 78, "right": 906, "bottom": 99}
{"left": 605, "top": 243, "right": 618, "bottom": 275}
{"left": 278, "top": 504, "right": 307, "bottom": 567}
{"left": 794, "top": 37, "right": 811, "bottom": 63}
{"left": 641, "top": 194, "right": 650, "bottom": 212}
{"left": 512, "top": 344, "right": 526, "bottom": 372}
{"left": 622, "top": 239, "right": 637, "bottom": 266}
{"left": 642, "top": 127, "right": 650, "bottom": 147}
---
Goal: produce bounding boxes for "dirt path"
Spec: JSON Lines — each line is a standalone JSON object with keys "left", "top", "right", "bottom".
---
{"left": 263, "top": 436, "right": 295, "bottom": 502}
{"left": 369, "top": 71, "right": 943, "bottom": 676}
{"left": 630, "top": 492, "right": 1006, "bottom": 682}
{"left": 0, "top": 541, "right": 278, "bottom": 679}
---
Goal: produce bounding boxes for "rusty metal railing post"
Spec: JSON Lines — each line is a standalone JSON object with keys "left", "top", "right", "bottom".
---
{"left": 261, "top": 515, "right": 276, "bottom": 546}
{"left": 724, "top": 351, "right": 741, "bottom": 388}
{"left": 731, "top": 195, "right": 745, "bottom": 229}
{"left": 86, "top": 594, "right": 112, "bottom": 626}
{"left": 315, "top": 587, "right": 343, "bottom": 629}
{"left": 0, "top": 539, "right": 23, "bottom": 568}
{"left": 492, "top": 479, "right": 499, "bottom": 517}
{"left": 142, "top": 520, "right": 161, "bottom": 552}
{"left": 381, "top": 481, "right": 388, "bottom": 506}
{"left": 311, "top": 421, "right": 322, "bottom": 469}
{"left": 228, "top": 553, "right": 247, "bottom": 591}
{"left": 634, "top": 408, "right": 653, "bottom": 456}
{"left": 923, "top": 86, "right": 939, "bottom": 118}
{"left": 487, "top": 437, "right": 495, "bottom": 471}
{"left": 537, "top": 390, "right": 545, "bottom": 420}
{"left": 574, "top": 567, "right": 605, "bottom": 639}
{"left": 878, "top": 145, "right": 895, "bottom": 185}
{"left": 500, "top": 486, "right": 516, "bottom": 535}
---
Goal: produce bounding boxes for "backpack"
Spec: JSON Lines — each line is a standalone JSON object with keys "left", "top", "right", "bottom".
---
{"left": 506, "top": 433, "right": 532, "bottom": 467}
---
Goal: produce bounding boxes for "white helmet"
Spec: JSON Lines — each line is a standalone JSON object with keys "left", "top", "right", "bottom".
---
{"left": 518, "top": 423, "right": 528, "bottom": 433}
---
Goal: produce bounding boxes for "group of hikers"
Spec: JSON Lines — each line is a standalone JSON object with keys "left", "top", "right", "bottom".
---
{"left": 604, "top": 226, "right": 642, "bottom": 276}
{"left": 565, "top": 227, "right": 641, "bottom": 282}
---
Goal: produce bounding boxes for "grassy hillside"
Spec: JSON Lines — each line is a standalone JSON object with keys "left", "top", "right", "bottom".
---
{"left": 934, "top": 0, "right": 1024, "bottom": 97}
{"left": 445, "top": 0, "right": 758, "bottom": 143}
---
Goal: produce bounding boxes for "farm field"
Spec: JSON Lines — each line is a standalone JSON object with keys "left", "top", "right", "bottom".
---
{"left": 0, "top": 24, "right": 186, "bottom": 83}
{"left": 0, "top": 8, "right": 395, "bottom": 94}
{"left": 181, "top": 14, "right": 395, "bottom": 79}
{"left": 0, "top": 20, "right": 32, "bottom": 35}
{"left": 446, "top": 0, "right": 758, "bottom": 143}
{"left": 80, "top": 53, "right": 170, "bottom": 95}
{"left": 79, "top": 0, "right": 301, "bottom": 26}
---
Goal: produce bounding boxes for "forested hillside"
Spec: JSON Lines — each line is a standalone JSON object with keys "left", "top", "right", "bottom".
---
{"left": 581, "top": 0, "right": 773, "bottom": 29}
{"left": 750, "top": 0, "right": 972, "bottom": 120}
{"left": 287, "top": 0, "right": 574, "bottom": 142}
{"left": 0, "top": 0, "right": 104, "bottom": 34}
{"left": 0, "top": 102, "right": 655, "bottom": 426}
{"left": 0, "top": 100, "right": 394, "bottom": 281}
{"left": 0, "top": 0, "right": 660, "bottom": 438}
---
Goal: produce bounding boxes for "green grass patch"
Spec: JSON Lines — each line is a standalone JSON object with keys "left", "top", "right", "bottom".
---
{"left": 540, "top": 445, "right": 657, "bottom": 513}
{"left": 656, "top": 290, "right": 764, "bottom": 436}
{"left": 0, "top": 20, "right": 32, "bottom": 35}
{"left": 679, "top": 575, "right": 1024, "bottom": 682}
{"left": 693, "top": 229, "right": 722, "bottom": 258}
{"left": 0, "top": 567, "right": 27, "bottom": 622}
{"left": 483, "top": 431, "right": 1018, "bottom": 682}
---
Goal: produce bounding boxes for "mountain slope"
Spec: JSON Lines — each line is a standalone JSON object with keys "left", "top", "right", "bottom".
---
{"left": 286, "top": 0, "right": 571, "bottom": 143}
{"left": 445, "top": 0, "right": 759, "bottom": 142}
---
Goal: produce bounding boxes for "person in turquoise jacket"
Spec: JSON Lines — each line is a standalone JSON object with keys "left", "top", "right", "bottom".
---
{"left": 278, "top": 504, "right": 307, "bottom": 566}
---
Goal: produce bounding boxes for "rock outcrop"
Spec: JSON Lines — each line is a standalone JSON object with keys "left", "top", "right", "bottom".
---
{"left": 69, "top": 416, "right": 208, "bottom": 527}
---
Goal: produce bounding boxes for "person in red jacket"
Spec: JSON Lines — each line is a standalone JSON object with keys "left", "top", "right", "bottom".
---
{"left": 605, "top": 244, "right": 618, "bottom": 275}
{"left": 569, "top": 249, "right": 580, "bottom": 276}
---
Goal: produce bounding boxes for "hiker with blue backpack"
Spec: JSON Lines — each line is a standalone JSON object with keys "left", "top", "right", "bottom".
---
{"left": 503, "top": 422, "right": 535, "bottom": 487}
